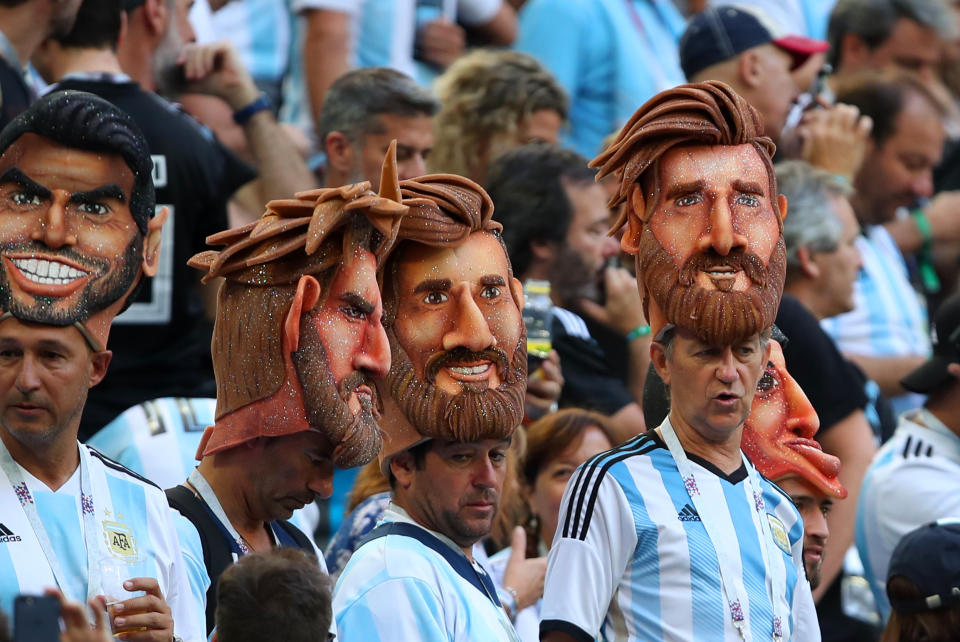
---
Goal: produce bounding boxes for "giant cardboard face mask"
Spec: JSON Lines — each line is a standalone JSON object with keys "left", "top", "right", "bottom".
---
{"left": 377, "top": 174, "right": 526, "bottom": 470}
{"left": 591, "top": 81, "right": 787, "bottom": 346}
{"left": 0, "top": 92, "right": 164, "bottom": 350}
{"left": 740, "top": 340, "right": 846, "bottom": 498}
{"left": 189, "top": 146, "right": 408, "bottom": 468}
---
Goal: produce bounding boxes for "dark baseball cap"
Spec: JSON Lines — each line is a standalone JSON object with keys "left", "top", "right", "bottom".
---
{"left": 887, "top": 519, "right": 960, "bottom": 613}
{"left": 680, "top": 6, "right": 829, "bottom": 80}
{"left": 901, "top": 291, "right": 960, "bottom": 393}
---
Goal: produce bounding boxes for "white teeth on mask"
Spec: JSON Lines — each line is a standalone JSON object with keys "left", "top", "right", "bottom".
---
{"left": 11, "top": 258, "right": 87, "bottom": 285}
{"left": 448, "top": 364, "right": 491, "bottom": 376}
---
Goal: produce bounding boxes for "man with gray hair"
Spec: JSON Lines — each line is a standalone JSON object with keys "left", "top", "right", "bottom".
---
{"left": 779, "top": 161, "right": 863, "bottom": 321}
{"left": 320, "top": 67, "right": 439, "bottom": 191}
{"left": 828, "top": 0, "right": 955, "bottom": 84}
{"left": 775, "top": 160, "right": 882, "bottom": 618}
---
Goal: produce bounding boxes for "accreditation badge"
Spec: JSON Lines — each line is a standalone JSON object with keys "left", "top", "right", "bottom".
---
{"left": 766, "top": 514, "right": 791, "bottom": 555}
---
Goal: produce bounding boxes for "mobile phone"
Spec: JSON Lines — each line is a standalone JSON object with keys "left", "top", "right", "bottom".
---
{"left": 13, "top": 594, "right": 59, "bottom": 642}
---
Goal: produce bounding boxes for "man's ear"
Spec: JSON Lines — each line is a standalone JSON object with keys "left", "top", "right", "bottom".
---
{"left": 623, "top": 184, "right": 646, "bottom": 254}
{"left": 530, "top": 239, "right": 556, "bottom": 264}
{"left": 141, "top": 206, "right": 168, "bottom": 277}
{"left": 796, "top": 245, "right": 820, "bottom": 279}
{"left": 390, "top": 451, "right": 416, "bottom": 490}
{"left": 89, "top": 350, "right": 113, "bottom": 388}
{"left": 141, "top": 0, "right": 168, "bottom": 38}
{"left": 650, "top": 341, "right": 670, "bottom": 386}
{"left": 738, "top": 49, "right": 763, "bottom": 89}
{"left": 283, "top": 275, "right": 321, "bottom": 353}
{"left": 839, "top": 33, "right": 869, "bottom": 71}
{"left": 778, "top": 194, "right": 788, "bottom": 222}
{"left": 325, "top": 131, "right": 355, "bottom": 174}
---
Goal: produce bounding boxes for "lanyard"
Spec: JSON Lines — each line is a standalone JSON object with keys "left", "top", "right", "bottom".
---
{"left": 0, "top": 30, "right": 21, "bottom": 73}
{"left": 660, "top": 419, "right": 788, "bottom": 641}
{"left": 0, "top": 442, "right": 102, "bottom": 603}
{"left": 188, "top": 468, "right": 250, "bottom": 558}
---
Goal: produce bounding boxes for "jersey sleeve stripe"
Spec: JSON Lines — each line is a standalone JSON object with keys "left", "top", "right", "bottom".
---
{"left": 577, "top": 443, "right": 658, "bottom": 541}
{"left": 86, "top": 446, "right": 161, "bottom": 490}
{"left": 564, "top": 434, "right": 658, "bottom": 541}
{"left": 562, "top": 433, "right": 653, "bottom": 539}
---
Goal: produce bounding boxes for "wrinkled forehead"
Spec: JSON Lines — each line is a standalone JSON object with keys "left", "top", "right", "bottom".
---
{"left": 0, "top": 314, "right": 90, "bottom": 354}
{"left": 323, "top": 245, "right": 381, "bottom": 305}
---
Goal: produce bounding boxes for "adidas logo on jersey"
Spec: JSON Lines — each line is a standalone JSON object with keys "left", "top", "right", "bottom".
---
{"left": 0, "top": 523, "right": 21, "bottom": 543}
{"left": 678, "top": 504, "right": 700, "bottom": 522}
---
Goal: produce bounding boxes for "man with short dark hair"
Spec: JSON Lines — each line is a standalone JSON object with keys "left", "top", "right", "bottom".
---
{"left": 333, "top": 173, "right": 525, "bottom": 640}
{"left": 828, "top": 0, "right": 955, "bottom": 84}
{"left": 319, "top": 67, "right": 438, "bottom": 190}
{"left": 31, "top": 0, "right": 262, "bottom": 441}
{"left": 213, "top": 549, "right": 333, "bottom": 642}
{"left": 0, "top": 90, "right": 203, "bottom": 641}
{"left": 487, "top": 143, "right": 646, "bottom": 439}
{"left": 822, "top": 74, "right": 946, "bottom": 416}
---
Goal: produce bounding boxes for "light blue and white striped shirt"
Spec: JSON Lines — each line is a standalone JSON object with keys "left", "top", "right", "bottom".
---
{"left": 820, "top": 225, "right": 930, "bottom": 415}
{"left": 540, "top": 430, "right": 818, "bottom": 641}
{"left": 0, "top": 442, "right": 206, "bottom": 641}
{"left": 334, "top": 504, "right": 520, "bottom": 641}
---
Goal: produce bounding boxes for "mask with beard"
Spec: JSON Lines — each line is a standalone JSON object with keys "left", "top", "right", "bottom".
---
{"left": 0, "top": 236, "right": 143, "bottom": 326}
{"left": 292, "top": 310, "right": 383, "bottom": 469}
{"left": 637, "top": 226, "right": 786, "bottom": 346}
{"left": 387, "top": 331, "right": 526, "bottom": 444}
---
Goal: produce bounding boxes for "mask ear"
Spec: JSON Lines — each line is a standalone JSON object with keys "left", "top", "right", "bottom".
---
{"left": 283, "top": 275, "right": 321, "bottom": 353}
{"left": 623, "top": 184, "right": 646, "bottom": 254}
{"left": 778, "top": 194, "right": 789, "bottom": 222}
{"left": 510, "top": 276, "right": 524, "bottom": 310}
{"left": 141, "top": 206, "right": 168, "bottom": 277}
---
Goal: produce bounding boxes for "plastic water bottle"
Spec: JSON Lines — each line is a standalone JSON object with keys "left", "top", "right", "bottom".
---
{"left": 523, "top": 280, "right": 553, "bottom": 365}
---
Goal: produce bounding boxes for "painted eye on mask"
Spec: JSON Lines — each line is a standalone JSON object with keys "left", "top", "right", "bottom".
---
{"left": 756, "top": 367, "right": 779, "bottom": 396}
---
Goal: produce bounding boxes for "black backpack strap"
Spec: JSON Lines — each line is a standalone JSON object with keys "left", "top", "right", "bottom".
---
{"left": 166, "top": 485, "right": 232, "bottom": 635}
{"left": 275, "top": 519, "right": 315, "bottom": 552}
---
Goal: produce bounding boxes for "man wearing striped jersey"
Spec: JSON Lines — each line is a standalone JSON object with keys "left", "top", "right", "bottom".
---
{"left": 0, "top": 92, "right": 203, "bottom": 640}
{"left": 333, "top": 173, "right": 526, "bottom": 640}
{"left": 541, "top": 82, "right": 816, "bottom": 641}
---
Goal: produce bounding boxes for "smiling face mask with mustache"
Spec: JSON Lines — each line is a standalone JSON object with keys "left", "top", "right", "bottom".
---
{"left": 387, "top": 333, "right": 527, "bottom": 443}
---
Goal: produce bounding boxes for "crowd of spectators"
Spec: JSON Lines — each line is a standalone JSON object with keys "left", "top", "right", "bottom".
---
{"left": 2, "top": 0, "right": 960, "bottom": 639}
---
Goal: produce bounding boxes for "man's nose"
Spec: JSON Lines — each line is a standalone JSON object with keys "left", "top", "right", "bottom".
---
{"left": 697, "top": 198, "right": 748, "bottom": 256}
{"left": 911, "top": 172, "right": 934, "bottom": 200}
{"left": 442, "top": 284, "right": 496, "bottom": 352}
{"left": 715, "top": 350, "right": 739, "bottom": 383}
{"left": 14, "top": 355, "right": 40, "bottom": 395}
{"left": 308, "top": 469, "right": 334, "bottom": 500}
{"left": 399, "top": 155, "right": 427, "bottom": 182}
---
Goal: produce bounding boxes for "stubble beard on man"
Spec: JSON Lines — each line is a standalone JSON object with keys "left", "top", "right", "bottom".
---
{"left": 1, "top": 388, "right": 88, "bottom": 453}
{"left": 386, "top": 332, "right": 527, "bottom": 443}
{"left": 549, "top": 244, "right": 603, "bottom": 308}
{"left": 292, "top": 316, "right": 382, "bottom": 469}
{"left": 636, "top": 227, "right": 786, "bottom": 346}
{"left": 0, "top": 237, "right": 142, "bottom": 326}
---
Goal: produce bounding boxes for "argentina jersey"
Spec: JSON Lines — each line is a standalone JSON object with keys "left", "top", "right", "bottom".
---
{"left": 541, "top": 432, "right": 815, "bottom": 642}
{"left": 0, "top": 443, "right": 206, "bottom": 641}
{"left": 87, "top": 397, "right": 215, "bottom": 490}
{"left": 333, "top": 508, "right": 520, "bottom": 641}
